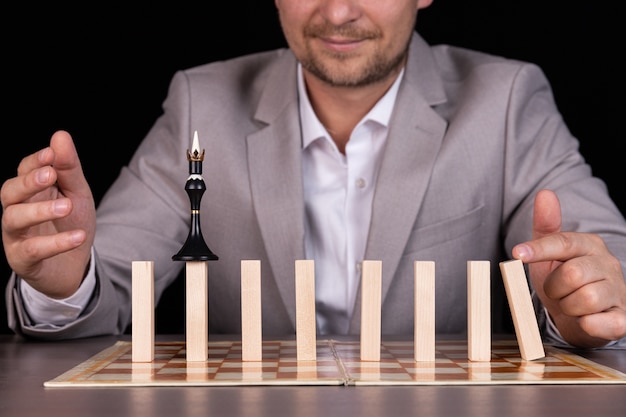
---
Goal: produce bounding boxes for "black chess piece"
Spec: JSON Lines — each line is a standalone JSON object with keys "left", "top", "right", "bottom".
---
{"left": 172, "top": 132, "right": 218, "bottom": 262}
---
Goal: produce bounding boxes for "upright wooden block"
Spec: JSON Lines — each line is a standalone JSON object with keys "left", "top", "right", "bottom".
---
{"left": 414, "top": 261, "right": 436, "bottom": 362}
{"left": 241, "top": 260, "right": 262, "bottom": 361}
{"left": 499, "top": 259, "right": 545, "bottom": 361}
{"left": 132, "top": 261, "right": 154, "bottom": 362}
{"left": 360, "top": 260, "right": 382, "bottom": 361}
{"left": 295, "top": 260, "right": 317, "bottom": 361}
{"left": 185, "top": 261, "right": 209, "bottom": 362}
{"left": 467, "top": 260, "right": 491, "bottom": 362}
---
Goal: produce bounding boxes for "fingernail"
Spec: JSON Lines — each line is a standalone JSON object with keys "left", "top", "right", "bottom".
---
{"left": 36, "top": 167, "right": 51, "bottom": 184}
{"left": 52, "top": 199, "right": 70, "bottom": 215}
{"left": 37, "top": 147, "right": 53, "bottom": 164}
{"left": 514, "top": 244, "right": 533, "bottom": 261}
{"left": 68, "top": 230, "right": 85, "bottom": 245}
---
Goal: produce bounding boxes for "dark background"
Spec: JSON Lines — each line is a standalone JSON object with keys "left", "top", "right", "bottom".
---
{"left": 2, "top": 2, "right": 625, "bottom": 334}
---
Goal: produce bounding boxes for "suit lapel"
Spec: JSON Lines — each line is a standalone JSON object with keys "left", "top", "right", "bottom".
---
{"left": 349, "top": 35, "right": 449, "bottom": 332}
{"left": 246, "top": 52, "right": 305, "bottom": 327}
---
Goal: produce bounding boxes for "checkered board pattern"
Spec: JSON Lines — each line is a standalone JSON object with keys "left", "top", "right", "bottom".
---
{"left": 44, "top": 340, "right": 626, "bottom": 387}
{"left": 337, "top": 340, "right": 626, "bottom": 385}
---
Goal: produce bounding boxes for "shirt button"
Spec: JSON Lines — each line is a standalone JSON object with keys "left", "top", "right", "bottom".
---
{"left": 356, "top": 261, "right": 362, "bottom": 273}
{"left": 355, "top": 178, "right": 366, "bottom": 188}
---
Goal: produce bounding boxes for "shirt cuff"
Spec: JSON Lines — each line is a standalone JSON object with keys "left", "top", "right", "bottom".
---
{"left": 19, "top": 251, "right": 96, "bottom": 328}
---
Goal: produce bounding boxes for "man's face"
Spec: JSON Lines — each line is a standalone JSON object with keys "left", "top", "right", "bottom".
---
{"left": 275, "top": 0, "right": 424, "bottom": 88}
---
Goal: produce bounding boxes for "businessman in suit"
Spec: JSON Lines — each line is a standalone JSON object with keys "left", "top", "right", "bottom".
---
{"left": 3, "top": 0, "right": 626, "bottom": 348}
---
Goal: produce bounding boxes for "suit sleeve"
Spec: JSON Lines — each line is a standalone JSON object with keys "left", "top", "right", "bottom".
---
{"left": 5, "top": 71, "right": 196, "bottom": 340}
{"left": 501, "top": 63, "right": 626, "bottom": 346}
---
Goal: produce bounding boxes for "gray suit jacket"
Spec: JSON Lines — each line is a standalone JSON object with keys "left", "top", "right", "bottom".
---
{"left": 8, "top": 33, "right": 626, "bottom": 340}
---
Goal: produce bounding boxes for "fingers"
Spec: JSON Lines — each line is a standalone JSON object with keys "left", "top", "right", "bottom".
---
{"left": 1, "top": 130, "right": 78, "bottom": 209}
{"left": 514, "top": 231, "right": 605, "bottom": 264}
{"left": 1, "top": 154, "right": 57, "bottom": 212}
{"left": 15, "top": 141, "right": 56, "bottom": 178}
{"left": 1, "top": 184, "right": 82, "bottom": 277}
{"left": 2, "top": 197, "right": 72, "bottom": 232}
{"left": 545, "top": 258, "right": 622, "bottom": 314}
{"left": 1, "top": 130, "right": 90, "bottom": 264}
{"left": 578, "top": 309, "right": 626, "bottom": 342}
{"left": 6, "top": 229, "right": 87, "bottom": 276}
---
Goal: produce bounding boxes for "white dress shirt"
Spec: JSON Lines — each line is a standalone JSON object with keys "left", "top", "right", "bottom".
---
{"left": 298, "top": 65, "right": 403, "bottom": 334}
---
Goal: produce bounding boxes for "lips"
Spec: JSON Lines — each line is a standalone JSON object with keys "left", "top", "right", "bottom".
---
{"left": 304, "top": 23, "right": 380, "bottom": 55}
{"left": 305, "top": 24, "right": 378, "bottom": 41}
{"left": 319, "top": 36, "right": 365, "bottom": 52}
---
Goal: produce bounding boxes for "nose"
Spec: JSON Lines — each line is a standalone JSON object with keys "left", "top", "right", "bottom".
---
{"left": 318, "top": 0, "right": 361, "bottom": 26}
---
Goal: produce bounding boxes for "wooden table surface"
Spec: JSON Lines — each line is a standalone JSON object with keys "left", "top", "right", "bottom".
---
{"left": 1, "top": 334, "right": 625, "bottom": 417}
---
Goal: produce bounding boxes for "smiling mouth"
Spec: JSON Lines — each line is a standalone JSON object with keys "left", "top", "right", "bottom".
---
{"left": 321, "top": 34, "right": 365, "bottom": 43}
{"left": 305, "top": 24, "right": 379, "bottom": 41}
{"left": 318, "top": 36, "right": 366, "bottom": 52}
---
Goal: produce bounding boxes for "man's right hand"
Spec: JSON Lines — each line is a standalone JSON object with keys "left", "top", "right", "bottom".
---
{"left": 1, "top": 130, "right": 96, "bottom": 299}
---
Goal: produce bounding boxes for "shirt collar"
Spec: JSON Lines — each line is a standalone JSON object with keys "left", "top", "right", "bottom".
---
{"left": 297, "top": 63, "right": 404, "bottom": 150}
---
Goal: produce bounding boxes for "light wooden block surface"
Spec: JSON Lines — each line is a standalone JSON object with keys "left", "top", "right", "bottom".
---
{"left": 132, "top": 261, "right": 154, "bottom": 362}
{"left": 295, "top": 260, "right": 317, "bottom": 361}
{"left": 499, "top": 259, "right": 545, "bottom": 361}
{"left": 467, "top": 260, "right": 491, "bottom": 362}
{"left": 414, "top": 261, "right": 435, "bottom": 362}
{"left": 185, "top": 261, "right": 209, "bottom": 362}
{"left": 360, "top": 260, "right": 382, "bottom": 361}
{"left": 241, "top": 260, "right": 263, "bottom": 361}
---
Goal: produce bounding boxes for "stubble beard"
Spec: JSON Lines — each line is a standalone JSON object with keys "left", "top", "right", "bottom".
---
{"left": 299, "top": 24, "right": 409, "bottom": 88}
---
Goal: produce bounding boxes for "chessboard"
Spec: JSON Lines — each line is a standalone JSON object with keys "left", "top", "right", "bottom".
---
{"left": 44, "top": 339, "right": 626, "bottom": 387}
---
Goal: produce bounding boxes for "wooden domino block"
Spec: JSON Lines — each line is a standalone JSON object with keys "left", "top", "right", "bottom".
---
{"left": 414, "top": 261, "right": 435, "bottom": 362}
{"left": 295, "top": 260, "right": 317, "bottom": 361}
{"left": 185, "top": 261, "right": 209, "bottom": 362}
{"left": 132, "top": 261, "right": 154, "bottom": 362}
{"left": 360, "top": 260, "right": 382, "bottom": 361}
{"left": 241, "top": 260, "right": 263, "bottom": 361}
{"left": 467, "top": 260, "right": 491, "bottom": 362}
{"left": 499, "top": 259, "right": 545, "bottom": 361}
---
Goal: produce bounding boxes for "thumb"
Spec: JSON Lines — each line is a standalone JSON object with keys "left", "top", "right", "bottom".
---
{"left": 513, "top": 189, "right": 563, "bottom": 303}
{"left": 513, "top": 189, "right": 563, "bottom": 261}
{"left": 49, "top": 130, "right": 92, "bottom": 199}
{"left": 531, "top": 189, "right": 562, "bottom": 240}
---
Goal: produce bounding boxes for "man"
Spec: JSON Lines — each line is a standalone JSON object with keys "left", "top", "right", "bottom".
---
{"left": 2, "top": 0, "right": 626, "bottom": 347}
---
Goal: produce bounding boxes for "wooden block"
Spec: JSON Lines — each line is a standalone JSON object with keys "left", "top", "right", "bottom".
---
{"left": 132, "top": 261, "right": 154, "bottom": 362}
{"left": 414, "top": 261, "right": 435, "bottom": 362}
{"left": 241, "top": 260, "right": 263, "bottom": 361}
{"left": 185, "top": 261, "right": 209, "bottom": 362}
{"left": 295, "top": 260, "right": 317, "bottom": 361}
{"left": 360, "top": 260, "right": 382, "bottom": 361}
{"left": 467, "top": 260, "right": 491, "bottom": 362}
{"left": 499, "top": 259, "right": 545, "bottom": 361}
